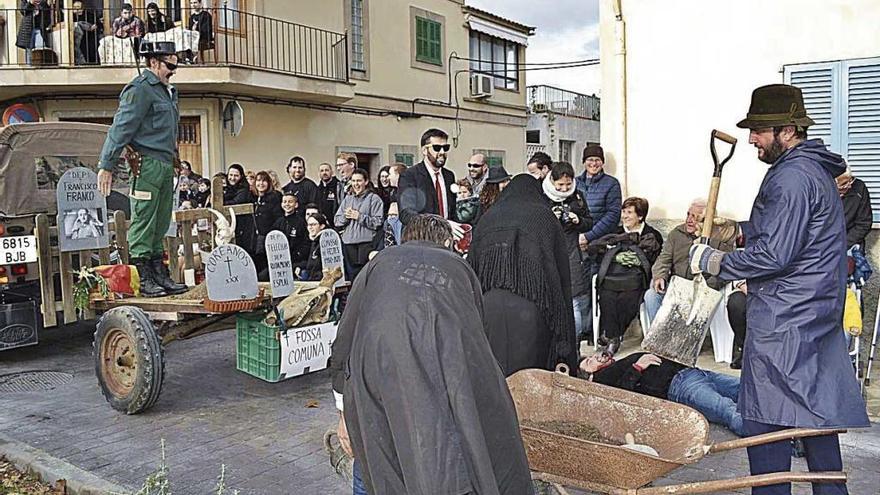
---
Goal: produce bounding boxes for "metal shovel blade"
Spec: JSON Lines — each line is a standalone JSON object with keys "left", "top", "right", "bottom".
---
{"left": 642, "top": 275, "right": 722, "bottom": 366}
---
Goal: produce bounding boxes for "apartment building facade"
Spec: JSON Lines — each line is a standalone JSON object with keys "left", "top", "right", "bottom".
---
{"left": 0, "top": 0, "right": 533, "bottom": 182}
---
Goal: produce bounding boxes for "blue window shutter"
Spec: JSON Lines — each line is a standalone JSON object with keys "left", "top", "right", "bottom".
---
{"left": 785, "top": 62, "right": 840, "bottom": 152}
{"left": 843, "top": 59, "right": 880, "bottom": 222}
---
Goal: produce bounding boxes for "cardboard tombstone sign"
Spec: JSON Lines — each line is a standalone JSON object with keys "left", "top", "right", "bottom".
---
{"left": 319, "top": 229, "right": 346, "bottom": 288}
{"left": 265, "top": 230, "right": 295, "bottom": 298}
{"left": 204, "top": 244, "right": 259, "bottom": 301}
{"left": 56, "top": 167, "right": 110, "bottom": 252}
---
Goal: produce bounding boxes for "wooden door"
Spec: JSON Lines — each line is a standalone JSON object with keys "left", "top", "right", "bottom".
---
{"left": 178, "top": 116, "right": 203, "bottom": 175}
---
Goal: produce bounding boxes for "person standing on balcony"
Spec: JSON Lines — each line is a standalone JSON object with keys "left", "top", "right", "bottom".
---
{"left": 71, "top": 0, "right": 103, "bottom": 65}
{"left": 145, "top": 2, "right": 171, "bottom": 33}
{"left": 16, "top": 0, "right": 53, "bottom": 66}
{"left": 188, "top": 0, "right": 213, "bottom": 63}
{"left": 96, "top": 41, "right": 187, "bottom": 298}
{"left": 282, "top": 156, "right": 319, "bottom": 210}
{"left": 112, "top": 3, "right": 144, "bottom": 39}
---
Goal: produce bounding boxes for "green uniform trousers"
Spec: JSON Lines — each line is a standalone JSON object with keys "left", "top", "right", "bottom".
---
{"left": 128, "top": 155, "right": 174, "bottom": 260}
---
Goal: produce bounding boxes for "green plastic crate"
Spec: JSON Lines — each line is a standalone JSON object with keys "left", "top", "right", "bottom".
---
{"left": 236, "top": 311, "right": 282, "bottom": 382}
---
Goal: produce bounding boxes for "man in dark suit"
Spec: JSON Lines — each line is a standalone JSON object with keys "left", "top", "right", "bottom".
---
{"left": 398, "top": 129, "right": 462, "bottom": 238}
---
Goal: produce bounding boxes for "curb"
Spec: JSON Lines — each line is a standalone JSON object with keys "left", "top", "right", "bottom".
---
{"left": 0, "top": 433, "right": 133, "bottom": 495}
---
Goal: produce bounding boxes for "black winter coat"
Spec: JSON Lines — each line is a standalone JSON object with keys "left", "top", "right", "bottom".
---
{"left": 842, "top": 178, "right": 873, "bottom": 248}
{"left": 16, "top": 0, "right": 53, "bottom": 50}
{"left": 253, "top": 190, "right": 282, "bottom": 236}
{"left": 272, "top": 213, "right": 308, "bottom": 263}
{"left": 544, "top": 191, "right": 593, "bottom": 297}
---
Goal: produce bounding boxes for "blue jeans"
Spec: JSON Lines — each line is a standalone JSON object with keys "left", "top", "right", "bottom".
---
{"left": 573, "top": 294, "right": 591, "bottom": 341}
{"left": 24, "top": 29, "right": 46, "bottom": 65}
{"left": 352, "top": 459, "right": 369, "bottom": 495}
{"left": 643, "top": 286, "right": 665, "bottom": 327}
{"left": 743, "top": 419, "right": 847, "bottom": 495}
{"left": 667, "top": 368, "right": 744, "bottom": 436}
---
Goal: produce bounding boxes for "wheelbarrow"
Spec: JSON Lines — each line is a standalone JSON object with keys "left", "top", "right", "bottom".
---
{"left": 507, "top": 367, "right": 847, "bottom": 494}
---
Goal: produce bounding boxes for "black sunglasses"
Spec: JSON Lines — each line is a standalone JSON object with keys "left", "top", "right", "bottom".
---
{"left": 467, "top": 162, "right": 484, "bottom": 168}
{"left": 426, "top": 144, "right": 451, "bottom": 153}
{"left": 162, "top": 60, "right": 178, "bottom": 71}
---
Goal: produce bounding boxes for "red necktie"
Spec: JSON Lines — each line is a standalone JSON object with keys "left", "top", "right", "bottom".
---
{"left": 435, "top": 171, "right": 445, "bottom": 218}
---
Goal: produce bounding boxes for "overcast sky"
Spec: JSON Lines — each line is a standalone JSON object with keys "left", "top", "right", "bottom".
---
{"left": 467, "top": 0, "right": 601, "bottom": 96}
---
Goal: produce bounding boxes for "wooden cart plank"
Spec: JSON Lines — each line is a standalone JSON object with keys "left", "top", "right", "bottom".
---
{"left": 113, "top": 210, "right": 130, "bottom": 264}
{"left": 78, "top": 250, "right": 96, "bottom": 320}
{"left": 35, "top": 214, "right": 57, "bottom": 328}
{"left": 59, "top": 252, "right": 77, "bottom": 324}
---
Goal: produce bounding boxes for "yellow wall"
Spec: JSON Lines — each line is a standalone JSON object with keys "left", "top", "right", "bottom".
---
{"left": 600, "top": 0, "right": 880, "bottom": 221}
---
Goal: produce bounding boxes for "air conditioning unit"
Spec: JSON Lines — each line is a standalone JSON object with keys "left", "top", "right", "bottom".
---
{"left": 469, "top": 73, "right": 494, "bottom": 98}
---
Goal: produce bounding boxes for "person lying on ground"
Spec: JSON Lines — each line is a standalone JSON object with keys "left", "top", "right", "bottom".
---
{"left": 579, "top": 351, "right": 745, "bottom": 436}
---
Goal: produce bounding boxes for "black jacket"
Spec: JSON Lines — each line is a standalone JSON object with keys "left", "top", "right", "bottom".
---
{"left": 282, "top": 178, "right": 319, "bottom": 208}
{"left": 272, "top": 213, "right": 308, "bottom": 263}
{"left": 842, "top": 178, "right": 873, "bottom": 248}
{"left": 293, "top": 237, "right": 323, "bottom": 281}
{"left": 16, "top": 0, "right": 53, "bottom": 49}
{"left": 545, "top": 190, "right": 593, "bottom": 297}
{"left": 253, "top": 190, "right": 282, "bottom": 236}
{"left": 188, "top": 10, "right": 214, "bottom": 49}
{"left": 592, "top": 352, "right": 685, "bottom": 400}
{"left": 317, "top": 177, "right": 340, "bottom": 227}
{"left": 398, "top": 161, "right": 457, "bottom": 224}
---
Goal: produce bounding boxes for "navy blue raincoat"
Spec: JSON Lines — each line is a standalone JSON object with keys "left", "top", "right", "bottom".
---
{"left": 718, "top": 139, "right": 869, "bottom": 429}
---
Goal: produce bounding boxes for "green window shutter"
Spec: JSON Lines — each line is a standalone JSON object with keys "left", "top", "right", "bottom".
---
{"left": 395, "top": 153, "right": 414, "bottom": 167}
{"left": 487, "top": 156, "right": 503, "bottom": 167}
{"left": 415, "top": 17, "right": 442, "bottom": 66}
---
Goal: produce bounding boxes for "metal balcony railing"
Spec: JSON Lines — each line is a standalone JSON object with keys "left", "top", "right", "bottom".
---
{"left": 527, "top": 85, "right": 600, "bottom": 120}
{"left": 0, "top": 6, "right": 348, "bottom": 83}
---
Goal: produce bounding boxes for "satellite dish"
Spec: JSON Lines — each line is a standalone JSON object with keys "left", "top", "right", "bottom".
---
{"left": 222, "top": 100, "right": 244, "bottom": 137}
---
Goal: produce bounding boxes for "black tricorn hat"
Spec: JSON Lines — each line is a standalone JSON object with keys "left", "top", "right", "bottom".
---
{"left": 737, "top": 84, "right": 815, "bottom": 129}
{"left": 486, "top": 165, "right": 512, "bottom": 184}
{"left": 139, "top": 41, "right": 177, "bottom": 57}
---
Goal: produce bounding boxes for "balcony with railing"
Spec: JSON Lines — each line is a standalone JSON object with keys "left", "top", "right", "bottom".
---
{"left": 0, "top": 5, "right": 353, "bottom": 103}
{"left": 527, "top": 85, "right": 599, "bottom": 120}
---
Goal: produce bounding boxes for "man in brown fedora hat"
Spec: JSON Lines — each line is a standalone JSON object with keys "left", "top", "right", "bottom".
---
{"left": 688, "top": 84, "right": 869, "bottom": 494}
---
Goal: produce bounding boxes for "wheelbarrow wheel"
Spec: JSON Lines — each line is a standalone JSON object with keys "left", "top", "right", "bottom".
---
{"left": 93, "top": 306, "right": 165, "bottom": 414}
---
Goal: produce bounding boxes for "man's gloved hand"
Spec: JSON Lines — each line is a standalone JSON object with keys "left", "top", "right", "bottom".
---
{"left": 711, "top": 217, "right": 738, "bottom": 245}
{"left": 689, "top": 243, "right": 724, "bottom": 276}
{"left": 448, "top": 220, "right": 465, "bottom": 240}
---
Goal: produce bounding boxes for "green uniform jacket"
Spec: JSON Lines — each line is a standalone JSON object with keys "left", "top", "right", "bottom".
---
{"left": 98, "top": 70, "right": 179, "bottom": 171}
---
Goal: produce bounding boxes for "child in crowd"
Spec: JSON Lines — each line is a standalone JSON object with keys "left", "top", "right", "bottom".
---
{"left": 272, "top": 192, "right": 308, "bottom": 263}
{"left": 193, "top": 178, "right": 211, "bottom": 208}
{"left": 454, "top": 179, "right": 479, "bottom": 224}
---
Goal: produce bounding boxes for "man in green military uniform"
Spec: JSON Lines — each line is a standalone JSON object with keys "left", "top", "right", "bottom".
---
{"left": 97, "top": 40, "right": 187, "bottom": 297}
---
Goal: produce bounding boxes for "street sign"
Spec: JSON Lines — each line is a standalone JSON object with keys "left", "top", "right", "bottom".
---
{"left": 223, "top": 100, "right": 244, "bottom": 137}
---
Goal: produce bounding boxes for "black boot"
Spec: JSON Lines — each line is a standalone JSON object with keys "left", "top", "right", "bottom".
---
{"left": 133, "top": 258, "right": 167, "bottom": 297}
{"left": 607, "top": 336, "right": 622, "bottom": 356}
{"left": 150, "top": 256, "right": 188, "bottom": 295}
{"left": 730, "top": 345, "right": 743, "bottom": 369}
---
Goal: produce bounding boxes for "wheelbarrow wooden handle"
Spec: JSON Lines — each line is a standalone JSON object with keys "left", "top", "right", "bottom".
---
{"left": 707, "top": 428, "right": 847, "bottom": 454}
{"left": 633, "top": 471, "right": 847, "bottom": 495}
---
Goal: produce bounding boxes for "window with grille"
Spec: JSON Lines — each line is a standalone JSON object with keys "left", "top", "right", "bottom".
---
{"left": 390, "top": 144, "right": 419, "bottom": 167}
{"left": 468, "top": 31, "right": 519, "bottom": 90}
{"left": 415, "top": 16, "right": 442, "bottom": 66}
{"left": 350, "top": 0, "right": 365, "bottom": 72}
{"left": 473, "top": 149, "right": 505, "bottom": 168}
{"left": 785, "top": 57, "right": 880, "bottom": 222}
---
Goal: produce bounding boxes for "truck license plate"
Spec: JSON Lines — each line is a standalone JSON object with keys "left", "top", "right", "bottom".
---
{"left": 0, "top": 235, "right": 38, "bottom": 265}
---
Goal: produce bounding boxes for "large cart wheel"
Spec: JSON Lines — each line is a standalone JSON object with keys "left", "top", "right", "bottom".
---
{"left": 93, "top": 306, "right": 165, "bottom": 414}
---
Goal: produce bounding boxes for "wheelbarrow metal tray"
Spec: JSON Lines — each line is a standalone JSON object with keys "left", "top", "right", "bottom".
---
{"left": 507, "top": 368, "right": 709, "bottom": 490}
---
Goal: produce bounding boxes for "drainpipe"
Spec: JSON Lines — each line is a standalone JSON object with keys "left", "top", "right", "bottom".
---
{"left": 611, "top": 0, "right": 628, "bottom": 196}
{"left": 217, "top": 98, "right": 226, "bottom": 175}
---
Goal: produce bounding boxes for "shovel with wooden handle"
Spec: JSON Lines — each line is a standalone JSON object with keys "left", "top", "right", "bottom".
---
{"left": 642, "top": 130, "right": 736, "bottom": 366}
{"left": 687, "top": 130, "right": 738, "bottom": 324}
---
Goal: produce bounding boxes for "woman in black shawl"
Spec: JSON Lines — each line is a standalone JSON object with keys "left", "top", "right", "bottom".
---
{"left": 469, "top": 174, "right": 577, "bottom": 376}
